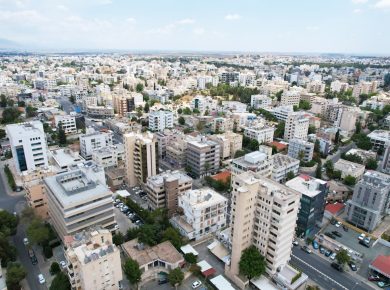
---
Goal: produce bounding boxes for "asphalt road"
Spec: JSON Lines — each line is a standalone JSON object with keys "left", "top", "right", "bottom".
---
{"left": 327, "top": 142, "right": 356, "bottom": 164}
{"left": 58, "top": 96, "right": 74, "bottom": 114}
{"left": 0, "top": 163, "right": 25, "bottom": 212}
{"left": 290, "top": 247, "right": 373, "bottom": 290}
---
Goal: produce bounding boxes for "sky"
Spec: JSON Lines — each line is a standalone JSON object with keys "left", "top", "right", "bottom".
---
{"left": 0, "top": 0, "right": 389, "bottom": 55}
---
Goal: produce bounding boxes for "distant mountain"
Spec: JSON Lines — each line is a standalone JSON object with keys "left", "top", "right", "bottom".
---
{"left": 0, "top": 38, "right": 21, "bottom": 50}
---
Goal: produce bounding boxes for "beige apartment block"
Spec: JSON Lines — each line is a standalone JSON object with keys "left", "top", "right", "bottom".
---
{"left": 209, "top": 131, "right": 243, "bottom": 160}
{"left": 334, "top": 159, "right": 365, "bottom": 180}
{"left": 145, "top": 170, "right": 192, "bottom": 215}
{"left": 64, "top": 227, "right": 122, "bottom": 290}
{"left": 226, "top": 172, "right": 300, "bottom": 288}
{"left": 124, "top": 132, "right": 158, "bottom": 187}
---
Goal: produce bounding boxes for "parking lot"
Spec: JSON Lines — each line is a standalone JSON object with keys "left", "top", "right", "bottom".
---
{"left": 114, "top": 207, "right": 137, "bottom": 234}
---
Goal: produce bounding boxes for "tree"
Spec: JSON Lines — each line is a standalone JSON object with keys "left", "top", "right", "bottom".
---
{"left": 27, "top": 219, "right": 50, "bottom": 245}
{"left": 314, "top": 140, "right": 320, "bottom": 153}
{"left": 315, "top": 160, "right": 322, "bottom": 179}
{"left": 69, "top": 95, "right": 75, "bottom": 104}
{"left": 275, "top": 90, "right": 283, "bottom": 102}
{"left": 299, "top": 100, "right": 311, "bottom": 110}
{"left": 6, "top": 262, "right": 26, "bottom": 290}
{"left": 0, "top": 128, "right": 5, "bottom": 139}
{"left": 144, "top": 103, "right": 150, "bottom": 113}
{"left": 239, "top": 246, "right": 266, "bottom": 280}
{"left": 0, "top": 210, "right": 18, "bottom": 236}
{"left": 0, "top": 94, "right": 6, "bottom": 107}
{"left": 162, "top": 227, "right": 183, "bottom": 249}
{"left": 366, "top": 158, "right": 378, "bottom": 170}
{"left": 184, "top": 253, "right": 197, "bottom": 264}
{"left": 178, "top": 116, "right": 185, "bottom": 125}
{"left": 136, "top": 83, "right": 144, "bottom": 93}
{"left": 274, "top": 121, "right": 285, "bottom": 139}
{"left": 308, "top": 125, "right": 316, "bottom": 134}
{"left": 26, "top": 105, "right": 38, "bottom": 118}
{"left": 234, "top": 150, "right": 246, "bottom": 158}
{"left": 193, "top": 108, "right": 200, "bottom": 114}
{"left": 50, "top": 262, "right": 61, "bottom": 275}
{"left": 286, "top": 171, "right": 295, "bottom": 181}
{"left": 123, "top": 258, "right": 142, "bottom": 286}
{"left": 49, "top": 272, "right": 71, "bottom": 290}
{"left": 343, "top": 175, "right": 357, "bottom": 186}
{"left": 1, "top": 107, "right": 21, "bottom": 124}
{"left": 168, "top": 268, "right": 184, "bottom": 289}
{"left": 112, "top": 232, "right": 124, "bottom": 246}
{"left": 306, "top": 286, "right": 320, "bottom": 290}
{"left": 355, "top": 121, "right": 362, "bottom": 134}
{"left": 17, "top": 101, "right": 25, "bottom": 107}
{"left": 183, "top": 107, "right": 192, "bottom": 115}
{"left": 177, "top": 108, "right": 182, "bottom": 114}
{"left": 0, "top": 234, "right": 17, "bottom": 267}
{"left": 196, "top": 122, "right": 204, "bottom": 132}
{"left": 298, "top": 150, "right": 305, "bottom": 161}
{"left": 58, "top": 123, "right": 67, "bottom": 146}
{"left": 336, "top": 249, "right": 350, "bottom": 266}
{"left": 249, "top": 139, "right": 259, "bottom": 151}
{"left": 335, "top": 129, "right": 340, "bottom": 144}
{"left": 138, "top": 224, "right": 159, "bottom": 246}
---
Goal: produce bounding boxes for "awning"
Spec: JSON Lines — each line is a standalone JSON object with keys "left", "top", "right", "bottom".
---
{"left": 197, "top": 260, "right": 216, "bottom": 277}
{"left": 180, "top": 244, "right": 199, "bottom": 256}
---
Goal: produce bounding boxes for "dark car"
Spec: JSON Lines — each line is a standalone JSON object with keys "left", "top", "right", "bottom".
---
{"left": 31, "top": 256, "right": 38, "bottom": 265}
{"left": 325, "top": 232, "right": 336, "bottom": 239}
{"left": 343, "top": 225, "right": 349, "bottom": 232}
{"left": 332, "top": 231, "right": 342, "bottom": 237}
{"left": 331, "top": 262, "right": 344, "bottom": 272}
{"left": 319, "top": 246, "right": 326, "bottom": 254}
{"left": 158, "top": 278, "right": 168, "bottom": 285}
{"left": 325, "top": 250, "right": 332, "bottom": 257}
{"left": 330, "top": 219, "right": 337, "bottom": 225}
{"left": 359, "top": 240, "right": 370, "bottom": 248}
{"left": 368, "top": 275, "right": 381, "bottom": 281}
{"left": 349, "top": 262, "right": 357, "bottom": 271}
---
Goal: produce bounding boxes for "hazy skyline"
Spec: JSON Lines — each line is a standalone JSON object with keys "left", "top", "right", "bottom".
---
{"left": 0, "top": 0, "right": 390, "bottom": 55}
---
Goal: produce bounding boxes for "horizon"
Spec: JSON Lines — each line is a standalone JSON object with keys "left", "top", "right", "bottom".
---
{"left": 1, "top": 0, "right": 390, "bottom": 55}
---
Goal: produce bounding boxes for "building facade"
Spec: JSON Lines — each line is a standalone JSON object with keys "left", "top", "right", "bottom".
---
{"left": 186, "top": 137, "right": 220, "bottom": 178}
{"left": 148, "top": 110, "right": 174, "bottom": 132}
{"left": 287, "top": 138, "right": 314, "bottom": 162}
{"left": 79, "top": 130, "right": 113, "bottom": 160}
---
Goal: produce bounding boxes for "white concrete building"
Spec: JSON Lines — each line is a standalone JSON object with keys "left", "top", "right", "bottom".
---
{"left": 79, "top": 129, "right": 113, "bottom": 160}
{"left": 6, "top": 121, "right": 49, "bottom": 173}
{"left": 54, "top": 114, "right": 77, "bottom": 135}
{"left": 171, "top": 188, "right": 227, "bottom": 240}
{"left": 231, "top": 146, "right": 273, "bottom": 177}
{"left": 251, "top": 94, "right": 272, "bottom": 109}
{"left": 64, "top": 227, "right": 122, "bottom": 290}
{"left": 334, "top": 159, "right": 365, "bottom": 180}
{"left": 148, "top": 110, "right": 174, "bottom": 132}
{"left": 368, "top": 130, "right": 390, "bottom": 151}
{"left": 287, "top": 138, "right": 314, "bottom": 162}
{"left": 244, "top": 126, "right": 275, "bottom": 144}
{"left": 284, "top": 113, "right": 309, "bottom": 141}
{"left": 280, "top": 90, "right": 301, "bottom": 107}
{"left": 91, "top": 144, "right": 124, "bottom": 168}
{"left": 269, "top": 105, "right": 294, "bottom": 122}
{"left": 272, "top": 153, "right": 300, "bottom": 183}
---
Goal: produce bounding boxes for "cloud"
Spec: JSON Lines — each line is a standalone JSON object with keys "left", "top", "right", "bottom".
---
{"left": 0, "top": 9, "right": 47, "bottom": 24}
{"left": 193, "top": 28, "right": 205, "bottom": 35}
{"left": 98, "top": 0, "right": 112, "bottom": 5}
{"left": 353, "top": 8, "right": 363, "bottom": 13}
{"left": 57, "top": 5, "right": 69, "bottom": 11}
{"left": 306, "top": 26, "right": 320, "bottom": 31}
{"left": 351, "top": 0, "right": 368, "bottom": 3}
{"left": 374, "top": 0, "right": 390, "bottom": 8}
{"left": 126, "top": 17, "right": 136, "bottom": 23}
{"left": 177, "top": 18, "right": 195, "bottom": 25}
{"left": 225, "top": 14, "right": 241, "bottom": 20}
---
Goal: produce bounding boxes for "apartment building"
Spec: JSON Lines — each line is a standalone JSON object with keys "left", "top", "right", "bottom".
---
{"left": 86, "top": 105, "right": 115, "bottom": 119}
{"left": 6, "top": 121, "right": 49, "bottom": 173}
{"left": 287, "top": 138, "right": 314, "bottom": 162}
{"left": 334, "top": 159, "right": 365, "bottom": 180}
{"left": 64, "top": 227, "right": 122, "bottom": 290}
{"left": 243, "top": 126, "right": 274, "bottom": 144}
{"left": 227, "top": 172, "right": 300, "bottom": 286}
{"left": 368, "top": 130, "right": 390, "bottom": 151}
{"left": 186, "top": 136, "right": 220, "bottom": 178}
{"left": 171, "top": 188, "right": 227, "bottom": 240}
{"left": 231, "top": 147, "right": 273, "bottom": 177}
{"left": 123, "top": 132, "right": 158, "bottom": 187}
{"left": 346, "top": 171, "right": 390, "bottom": 232}
{"left": 165, "top": 136, "right": 188, "bottom": 169}
{"left": 54, "top": 114, "right": 77, "bottom": 135}
{"left": 272, "top": 153, "right": 300, "bottom": 183}
{"left": 330, "top": 80, "right": 349, "bottom": 93}
{"left": 280, "top": 90, "right": 301, "bottom": 107}
{"left": 148, "top": 110, "right": 174, "bottom": 132}
{"left": 79, "top": 129, "right": 113, "bottom": 160}
{"left": 190, "top": 95, "right": 218, "bottom": 113}
{"left": 145, "top": 170, "right": 192, "bottom": 215}
{"left": 212, "top": 117, "right": 234, "bottom": 133}
{"left": 250, "top": 94, "right": 272, "bottom": 109}
{"left": 284, "top": 113, "right": 309, "bottom": 141}
{"left": 44, "top": 168, "right": 115, "bottom": 239}
{"left": 352, "top": 81, "right": 378, "bottom": 98}
{"left": 268, "top": 105, "right": 294, "bottom": 122}
{"left": 286, "top": 175, "right": 328, "bottom": 237}
{"left": 221, "top": 101, "right": 247, "bottom": 113}
{"left": 209, "top": 132, "right": 243, "bottom": 160}
{"left": 91, "top": 144, "right": 124, "bottom": 168}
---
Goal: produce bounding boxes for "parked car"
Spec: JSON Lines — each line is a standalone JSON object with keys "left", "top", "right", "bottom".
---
{"left": 158, "top": 278, "right": 168, "bottom": 285}
{"left": 325, "top": 250, "right": 332, "bottom": 257}
{"left": 359, "top": 240, "right": 371, "bottom": 248}
{"left": 332, "top": 231, "right": 342, "bottom": 237}
{"left": 335, "top": 221, "right": 342, "bottom": 228}
{"left": 378, "top": 282, "right": 390, "bottom": 288}
{"left": 319, "top": 246, "right": 326, "bottom": 254}
{"left": 358, "top": 233, "right": 366, "bottom": 241}
{"left": 301, "top": 246, "right": 312, "bottom": 254}
{"left": 312, "top": 240, "right": 319, "bottom": 250}
{"left": 330, "top": 253, "right": 337, "bottom": 260}
{"left": 364, "top": 237, "right": 371, "bottom": 244}
{"left": 60, "top": 261, "right": 67, "bottom": 269}
{"left": 192, "top": 280, "right": 202, "bottom": 289}
{"left": 31, "top": 256, "right": 38, "bottom": 265}
{"left": 23, "top": 238, "right": 29, "bottom": 246}
{"left": 38, "top": 274, "right": 46, "bottom": 284}
{"left": 293, "top": 240, "right": 299, "bottom": 246}
{"left": 368, "top": 275, "right": 381, "bottom": 281}
{"left": 325, "top": 232, "right": 336, "bottom": 239}
{"left": 331, "top": 262, "right": 343, "bottom": 272}
{"left": 349, "top": 262, "right": 357, "bottom": 271}
{"left": 330, "top": 219, "right": 337, "bottom": 225}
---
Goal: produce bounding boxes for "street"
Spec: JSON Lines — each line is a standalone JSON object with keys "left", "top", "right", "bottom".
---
{"left": 57, "top": 96, "right": 74, "bottom": 114}
{"left": 290, "top": 247, "right": 374, "bottom": 290}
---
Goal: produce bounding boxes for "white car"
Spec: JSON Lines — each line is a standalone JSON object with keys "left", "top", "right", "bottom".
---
{"left": 192, "top": 280, "right": 202, "bottom": 289}
{"left": 38, "top": 274, "right": 45, "bottom": 284}
{"left": 335, "top": 222, "right": 342, "bottom": 228}
{"left": 23, "top": 238, "right": 29, "bottom": 246}
{"left": 330, "top": 253, "right": 337, "bottom": 260}
{"left": 358, "top": 233, "right": 366, "bottom": 241}
{"left": 60, "top": 261, "right": 67, "bottom": 269}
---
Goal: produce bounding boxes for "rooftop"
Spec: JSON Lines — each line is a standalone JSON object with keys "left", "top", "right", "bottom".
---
{"left": 370, "top": 255, "right": 390, "bottom": 278}
{"left": 181, "top": 188, "right": 227, "bottom": 208}
{"left": 147, "top": 170, "right": 192, "bottom": 187}
{"left": 122, "top": 239, "right": 184, "bottom": 267}
{"left": 273, "top": 153, "right": 300, "bottom": 169}
{"left": 285, "top": 175, "right": 327, "bottom": 198}
{"left": 334, "top": 159, "right": 365, "bottom": 172}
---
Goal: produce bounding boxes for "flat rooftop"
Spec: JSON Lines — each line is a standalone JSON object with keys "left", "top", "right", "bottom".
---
{"left": 286, "top": 175, "right": 326, "bottom": 198}
{"left": 44, "top": 169, "right": 110, "bottom": 207}
{"left": 181, "top": 188, "right": 227, "bottom": 209}
{"left": 147, "top": 170, "right": 192, "bottom": 186}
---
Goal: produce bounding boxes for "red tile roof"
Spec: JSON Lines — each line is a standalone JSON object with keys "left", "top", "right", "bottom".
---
{"left": 212, "top": 171, "right": 231, "bottom": 183}
{"left": 269, "top": 141, "right": 287, "bottom": 151}
{"left": 325, "top": 203, "right": 345, "bottom": 215}
{"left": 299, "top": 174, "right": 311, "bottom": 181}
{"left": 370, "top": 255, "right": 390, "bottom": 278}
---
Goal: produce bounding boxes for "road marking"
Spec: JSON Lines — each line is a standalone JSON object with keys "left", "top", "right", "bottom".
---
{"left": 291, "top": 254, "right": 348, "bottom": 290}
